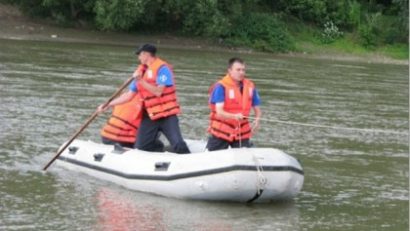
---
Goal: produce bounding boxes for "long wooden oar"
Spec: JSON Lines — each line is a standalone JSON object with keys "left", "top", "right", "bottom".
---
{"left": 43, "top": 76, "right": 135, "bottom": 171}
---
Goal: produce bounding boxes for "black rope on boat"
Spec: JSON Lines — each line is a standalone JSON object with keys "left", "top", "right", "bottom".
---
{"left": 246, "top": 189, "right": 264, "bottom": 203}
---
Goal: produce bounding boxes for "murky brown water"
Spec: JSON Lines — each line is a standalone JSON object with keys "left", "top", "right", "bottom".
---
{"left": 0, "top": 38, "right": 408, "bottom": 230}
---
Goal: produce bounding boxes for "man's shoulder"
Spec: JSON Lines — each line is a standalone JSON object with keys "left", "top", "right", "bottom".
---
{"left": 158, "top": 65, "right": 169, "bottom": 72}
{"left": 211, "top": 83, "right": 225, "bottom": 92}
{"left": 156, "top": 64, "right": 174, "bottom": 86}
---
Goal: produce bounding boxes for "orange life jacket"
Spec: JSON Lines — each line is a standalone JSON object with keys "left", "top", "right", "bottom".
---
{"left": 137, "top": 58, "right": 180, "bottom": 120}
{"left": 208, "top": 74, "right": 254, "bottom": 142}
{"left": 100, "top": 94, "right": 143, "bottom": 144}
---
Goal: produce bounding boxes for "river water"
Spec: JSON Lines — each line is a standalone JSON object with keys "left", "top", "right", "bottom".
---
{"left": 0, "top": 39, "right": 408, "bottom": 230}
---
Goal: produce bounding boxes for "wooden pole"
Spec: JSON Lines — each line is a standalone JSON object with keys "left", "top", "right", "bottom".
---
{"left": 43, "top": 77, "right": 134, "bottom": 171}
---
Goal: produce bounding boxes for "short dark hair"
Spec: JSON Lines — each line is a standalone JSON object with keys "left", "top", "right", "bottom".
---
{"left": 228, "top": 57, "right": 244, "bottom": 68}
{"left": 135, "top": 44, "right": 157, "bottom": 56}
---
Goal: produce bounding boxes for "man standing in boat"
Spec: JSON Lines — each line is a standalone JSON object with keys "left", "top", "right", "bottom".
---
{"left": 99, "top": 64, "right": 164, "bottom": 150}
{"left": 206, "top": 57, "right": 262, "bottom": 151}
{"left": 98, "top": 44, "right": 190, "bottom": 154}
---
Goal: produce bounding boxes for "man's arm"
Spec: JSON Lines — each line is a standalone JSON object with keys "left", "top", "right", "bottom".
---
{"left": 251, "top": 106, "right": 261, "bottom": 132}
{"left": 215, "top": 103, "right": 244, "bottom": 120}
{"left": 250, "top": 87, "right": 261, "bottom": 132}
{"left": 138, "top": 80, "right": 165, "bottom": 97}
{"left": 97, "top": 90, "right": 136, "bottom": 112}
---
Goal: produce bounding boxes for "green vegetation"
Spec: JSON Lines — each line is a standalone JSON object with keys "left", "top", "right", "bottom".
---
{"left": 289, "top": 19, "right": 409, "bottom": 60}
{"left": 2, "top": 0, "right": 408, "bottom": 58}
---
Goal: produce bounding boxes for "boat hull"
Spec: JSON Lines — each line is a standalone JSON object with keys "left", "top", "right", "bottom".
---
{"left": 56, "top": 139, "right": 304, "bottom": 202}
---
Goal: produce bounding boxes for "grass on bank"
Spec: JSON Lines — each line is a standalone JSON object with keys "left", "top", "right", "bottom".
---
{"left": 289, "top": 21, "right": 408, "bottom": 61}
{"left": 295, "top": 36, "right": 408, "bottom": 60}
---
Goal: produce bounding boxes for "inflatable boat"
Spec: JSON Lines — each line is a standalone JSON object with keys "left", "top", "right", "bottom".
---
{"left": 56, "top": 139, "right": 304, "bottom": 203}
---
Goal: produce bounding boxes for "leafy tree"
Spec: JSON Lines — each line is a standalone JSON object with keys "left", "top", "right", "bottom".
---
{"left": 2, "top": 0, "right": 407, "bottom": 52}
{"left": 226, "top": 13, "right": 294, "bottom": 52}
{"left": 4, "top": 0, "right": 96, "bottom": 25}
{"left": 182, "top": 0, "right": 228, "bottom": 36}
{"left": 390, "top": 0, "right": 408, "bottom": 42}
{"left": 94, "top": 0, "right": 146, "bottom": 30}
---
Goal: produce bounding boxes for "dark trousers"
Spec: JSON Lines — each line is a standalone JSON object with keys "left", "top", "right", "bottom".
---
{"left": 135, "top": 113, "right": 190, "bottom": 154}
{"left": 101, "top": 136, "right": 134, "bottom": 148}
{"left": 206, "top": 135, "right": 252, "bottom": 151}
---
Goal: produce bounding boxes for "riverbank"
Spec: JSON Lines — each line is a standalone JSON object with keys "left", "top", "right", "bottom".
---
{"left": 0, "top": 3, "right": 407, "bottom": 65}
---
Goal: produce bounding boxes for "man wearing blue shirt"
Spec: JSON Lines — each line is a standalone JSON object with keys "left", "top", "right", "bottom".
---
{"left": 129, "top": 66, "right": 174, "bottom": 91}
{"left": 98, "top": 44, "right": 190, "bottom": 154}
{"left": 210, "top": 82, "right": 261, "bottom": 106}
{"left": 206, "top": 57, "right": 262, "bottom": 151}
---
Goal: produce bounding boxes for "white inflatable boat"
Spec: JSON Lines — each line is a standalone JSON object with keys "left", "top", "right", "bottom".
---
{"left": 56, "top": 139, "right": 304, "bottom": 203}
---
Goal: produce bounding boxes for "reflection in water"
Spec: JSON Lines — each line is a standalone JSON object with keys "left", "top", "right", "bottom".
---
{"left": 96, "top": 188, "right": 165, "bottom": 231}
{"left": 94, "top": 187, "right": 300, "bottom": 231}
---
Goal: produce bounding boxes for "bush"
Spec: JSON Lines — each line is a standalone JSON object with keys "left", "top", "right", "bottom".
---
{"left": 274, "top": 0, "right": 355, "bottom": 28}
{"left": 4, "top": 0, "right": 50, "bottom": 18}
{"left": 358, "top": 12, "right": 381, "bottom": 48}
{"left": 358, "top": 24, "right": 376, "bottom": 48}
{"left": 225, "top": 13, "right": 294, "bottom": 52}
{"left": 320, "top": 21, "right": 343, "bottom": 44}
{"left": 181, "top": 0, "right": 229, "bottom": 37}
{"left": 345, "top": 0, "right": 361, "bottom": 29}
{"left": 94, "top": 0, "right": 146, "bottom": 30}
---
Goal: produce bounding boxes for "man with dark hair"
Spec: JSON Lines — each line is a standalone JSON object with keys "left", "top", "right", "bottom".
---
{"left": 98, "top": 44, "right": 190, "bottom": 154}
{"left": 206, "top": 57, "right": 262, "bottom": 151}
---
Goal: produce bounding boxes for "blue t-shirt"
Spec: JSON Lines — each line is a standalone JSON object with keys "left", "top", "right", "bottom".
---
{"left": 210, "top": 83, "right": 261, "bottom": 106}
{"left": 129, "top": 65, "right": 173, "bottom": 92}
